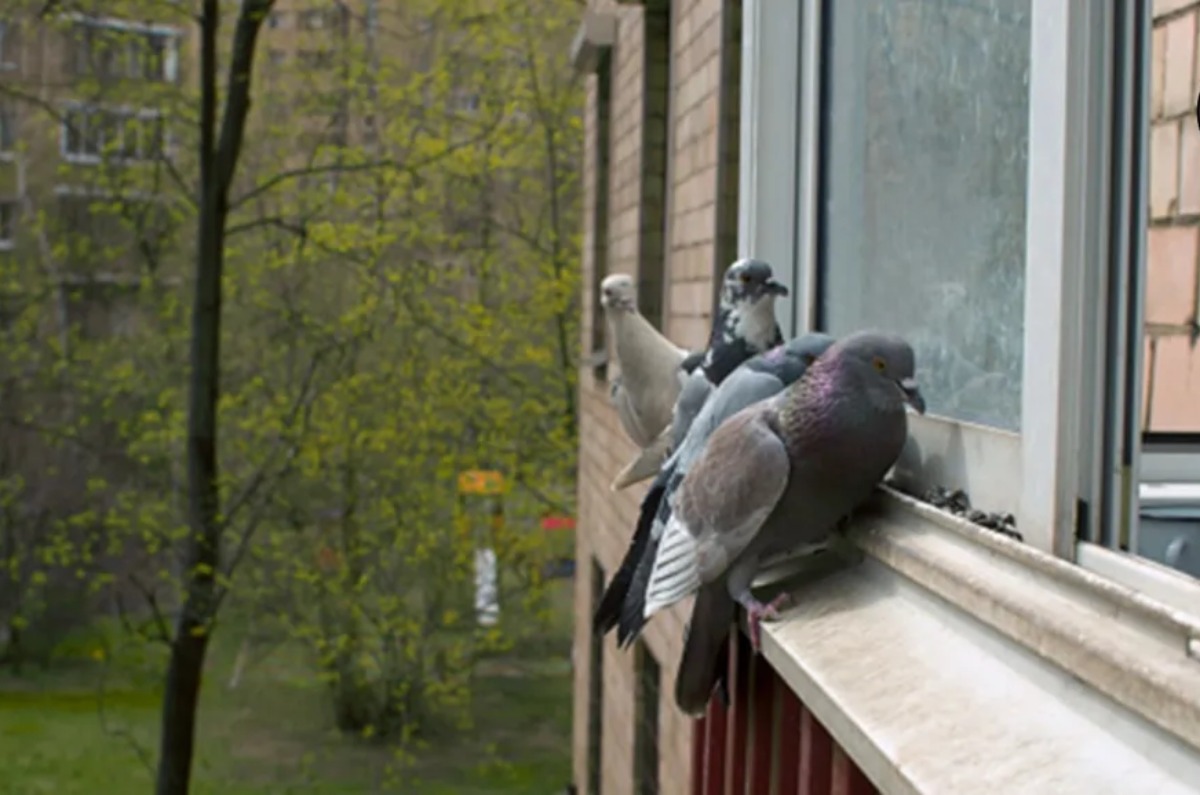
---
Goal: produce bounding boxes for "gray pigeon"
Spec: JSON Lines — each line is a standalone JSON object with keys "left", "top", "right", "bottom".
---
{"left": 592, "top": 332, "right": 837, "bottom": 647}
{"left": 611, "top": 258, "right": 789, "bottom": 490}
{"left": 639, "top": 330, "right": 926, "bottom": 716}
{"left": 601, "top": 273, "right": 691, "bottom": 490}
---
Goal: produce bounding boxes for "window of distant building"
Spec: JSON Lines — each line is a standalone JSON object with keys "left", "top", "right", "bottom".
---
{"left": 61, "top": 104, "right": 166, "bottom": 164}
{"left": 0, "top": 102, "right": 15, "bottom": 154}
{"left": 0, "top": 21, "right": 19, "bottom": 70}
{"left": 297, "top": 49, "right": 334, "bottom": 69}
{"left": 300, "top": 9, "right": 338, "bottom": 31}
{"left": 67, "top": 16, "right": 179, "bottom": 83}
{"left": 0, "top": 200, "right": 17, "bottom": 250}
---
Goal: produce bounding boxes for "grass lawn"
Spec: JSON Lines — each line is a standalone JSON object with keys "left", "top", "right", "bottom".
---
{"left": 0, "top": 583, "right": 575, "bottom": 795}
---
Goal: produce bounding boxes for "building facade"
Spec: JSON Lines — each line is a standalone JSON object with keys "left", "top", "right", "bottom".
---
{"left": 571, "top": 1, "right": 1200, "bottom": 793}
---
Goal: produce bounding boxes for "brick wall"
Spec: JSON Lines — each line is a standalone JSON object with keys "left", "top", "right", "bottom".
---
{"left": 572, "top": 1, "right": 738, "bottom": 793}
{"left": 1146, "top": 0, "right": 1200, "bottom": 432}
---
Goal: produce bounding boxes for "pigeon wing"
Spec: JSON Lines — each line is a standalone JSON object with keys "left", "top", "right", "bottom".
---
{"left": 641, "top": 407, "right": 789, "bottom": 619}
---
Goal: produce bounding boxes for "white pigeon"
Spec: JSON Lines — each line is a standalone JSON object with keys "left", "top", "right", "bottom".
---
{"left": 601, "top": 274, "right": 690, "bottom": 491}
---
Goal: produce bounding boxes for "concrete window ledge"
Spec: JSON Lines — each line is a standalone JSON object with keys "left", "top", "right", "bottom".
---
{"left": 752, "top": 490, "right": 1200, "bottom": 795}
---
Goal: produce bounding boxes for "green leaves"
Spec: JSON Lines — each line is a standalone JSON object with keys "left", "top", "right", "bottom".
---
{"left": 0, "top": 0, "right": 583, "bottom": 771}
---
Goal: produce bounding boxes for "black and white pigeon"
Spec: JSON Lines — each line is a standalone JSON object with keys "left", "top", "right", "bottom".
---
{"left": 601, "top": 273, "right": 692, "bottom": 490}
{"left": 638, "top": 330, "right": 926, "bottom": 716}
{"left": 610, "top": 258, "right": 789, "bottom": 490}
{"left": 592, "top": 331, "right": 837, "bottom": 648}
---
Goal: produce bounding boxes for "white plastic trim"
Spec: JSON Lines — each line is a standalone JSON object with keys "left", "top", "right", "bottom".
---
{"left": 1077, "top": 540, "right": 1200, "bottom": 622}
{"left": 1021, "top": 0, "right": 1115, "bottom": 556}
{"left": 740, "top": 0, "right": 1090, "bottom": 551}
{"left": 736, "top": 0, "right": 801, "bottom": 337}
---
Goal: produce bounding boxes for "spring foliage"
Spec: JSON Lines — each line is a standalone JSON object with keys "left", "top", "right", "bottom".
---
{"left": 0, "top": 0, "right": 582, "bottom": 762}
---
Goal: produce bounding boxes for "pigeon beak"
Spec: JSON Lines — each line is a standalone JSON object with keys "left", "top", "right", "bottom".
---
{"left": 763, "top": 279, "right": 789, "bottom": 298}
{"left": 898, "top": 377, "right": 926, "bottom": 414}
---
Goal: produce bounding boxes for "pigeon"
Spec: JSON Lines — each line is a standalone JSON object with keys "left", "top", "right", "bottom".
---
{"left": 610, "top": 258, "right": 789, "bottom": 490}
{"left": 592, "top": 331, "right": 837, "bottom": 646}
{"left": 600, "top": 273, "right": 692, "bottom": 490}
{"left": 638, "top": 330, "right": 926, "bottom": 716}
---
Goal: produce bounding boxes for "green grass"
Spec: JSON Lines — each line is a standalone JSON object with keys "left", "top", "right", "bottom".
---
{"left": 0, "top": 583, "right": 575, "bottom": 795}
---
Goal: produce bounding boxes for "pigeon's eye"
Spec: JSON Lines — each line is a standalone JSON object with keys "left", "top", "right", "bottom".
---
{"left": 872, "top": 356, "right": 887, "bottom": 372}
{"left": 739, "top": 273, "right": 752, "bottom": 284}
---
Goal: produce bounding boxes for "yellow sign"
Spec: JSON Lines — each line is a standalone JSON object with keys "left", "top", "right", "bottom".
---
{"left": 458, "top": 469, "right": 506, "bottom": 495}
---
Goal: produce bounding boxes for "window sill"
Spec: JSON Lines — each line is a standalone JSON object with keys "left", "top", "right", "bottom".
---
{"left": 752, "top": 489, "right": 1200, "bottom": 795}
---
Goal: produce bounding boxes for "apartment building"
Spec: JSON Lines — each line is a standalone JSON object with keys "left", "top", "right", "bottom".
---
{"left": 0, "top": 3, "right": 185, "bottom": 340}
{"left": 569, "top": 1, "right": 1200, "bottom": 793}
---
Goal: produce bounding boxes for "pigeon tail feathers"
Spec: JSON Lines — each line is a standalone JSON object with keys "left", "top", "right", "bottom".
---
{"left": 610, "top": 428, "right": 674, "bottom": 490}
{"left": 675, "top": 583, "right": 737, "bottom": 717}
{"left": 593, "top": 476, "right": 668, "bottom": 635}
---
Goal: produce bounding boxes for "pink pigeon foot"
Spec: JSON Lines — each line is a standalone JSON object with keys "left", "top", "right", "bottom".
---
{"left": 745, "top": 592, "right": 792, "bottom": 653}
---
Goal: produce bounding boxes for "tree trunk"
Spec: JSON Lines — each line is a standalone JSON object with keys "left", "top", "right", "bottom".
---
{"left": 154, "top": 3, "right": 272, "bottom": 793}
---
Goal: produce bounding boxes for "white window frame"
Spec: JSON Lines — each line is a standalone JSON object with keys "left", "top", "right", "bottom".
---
{"left": 63, "top": 14, "right": 181, "bottom": 83}
{"left": 738, "top": 0, "right": 1118, "bottom": 557}
{"left": 1074, "top": 2, "right": 1200, "bottom": 615}
{"left": 60, "top": 102, "right": 168, "bottom": 165}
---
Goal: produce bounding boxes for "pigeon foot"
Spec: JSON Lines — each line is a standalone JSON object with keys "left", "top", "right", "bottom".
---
{"left": 745, "top": 592, "right": 791, "bottom": 653}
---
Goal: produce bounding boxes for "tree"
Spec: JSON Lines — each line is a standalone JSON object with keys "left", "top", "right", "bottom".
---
{"left": 156, "top": 2, "right": 273, "bottom": 792}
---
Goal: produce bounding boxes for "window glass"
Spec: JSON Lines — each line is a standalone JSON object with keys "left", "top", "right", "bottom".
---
{"left": 820, "top": 0, "right": 1031, "bottom": 430}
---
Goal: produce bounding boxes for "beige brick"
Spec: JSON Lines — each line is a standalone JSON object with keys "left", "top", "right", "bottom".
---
{"left": 1151, "top": 120, "right": 1181, "bottom": 219}
{"left": 1155, "top": 0, "right": 1200, "bottom": 20}
{"left": 1145, "top": 333, "right": 1200, "bottom": 432}
{"left": 1179, "top": 120, "right": 1200, "bottom": 214}
{"left": 1163, "top": 12, "right": 1196, "bottom": 118}
{"left": 1146, "top": 225, "right": 1198, "bottom": 325}
{"left": 670, "top": 278, "right": 712, "bottom": 317}
{"left": 574, "top": 0, "right": 729, "bottom": 790}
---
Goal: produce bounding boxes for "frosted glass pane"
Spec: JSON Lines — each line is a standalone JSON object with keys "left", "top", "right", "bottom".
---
{"left": 820, "top": 0, "right": 1030, "bottom": 431}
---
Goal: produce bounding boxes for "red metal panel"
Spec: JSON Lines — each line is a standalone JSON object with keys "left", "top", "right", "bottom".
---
{"left": 798, "top": 706, "right": 832, "bottom": 795}
{"left": 704, "top": 686, "right": 729, "bottom": 795}
{"left": 776, "top": 682, "right": 802, "bottom": 795}
{"left": 726, "top": 634, "right": 751, "bottom": 794}
{"left": 690, "top": 641, "right": 879, "bottom": 795}
{"left": 831, "top": 747, "right": 876, "bottom": 795}
{"left": 745, "top": 650, "right": 777, "bottom": 795}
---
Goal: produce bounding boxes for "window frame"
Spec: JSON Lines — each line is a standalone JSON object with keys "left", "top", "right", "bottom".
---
{"left": 740, "top": 0, "right": 1122, "bottom": 557}
{"left": 0, "top": 100, "right": 15, "bottom": 156}
{"left": 1075, "top": 1, "right": 1200, "bottom": 612}
{"left": 64, "top": 15, "right": 181, "bottom": 84}
{"left": 0, "top": 199, "right": 16, "bottom": 250}
{"left": 59, "top": 102, "right": 168, "bottom": 165}
{"left": 0, "top": 20, "right": 18, "bottom": 71}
